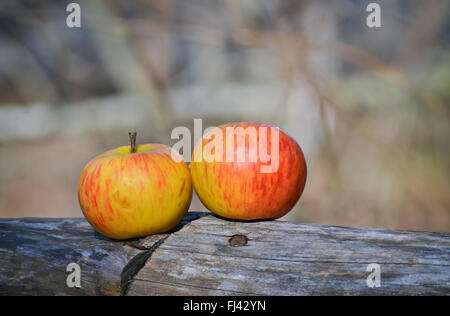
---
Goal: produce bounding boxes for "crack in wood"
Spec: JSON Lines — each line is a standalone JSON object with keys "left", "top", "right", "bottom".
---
{"left": 119, "top": 212, "right": 210, "bottom": 296}
{"left": 145, "top": 247, "right": 450, "bottom": 266}
{"left": 127, "top": 215, "right": 450, "bottom": 296}
{"left": 120, "top": 236, "right": 168, "bottom": 296}
{"left": 1, "top": 213, "right": 449, "bottom": 295}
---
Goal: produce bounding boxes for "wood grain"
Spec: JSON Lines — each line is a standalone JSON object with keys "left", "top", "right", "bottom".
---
{"left": 0, "top": 212, "right": 207, "bottom": 296}
{"left": 1, "top": 213, "right": 449, "bottom": 296}
{"left": 0, "top": 217, "right": 140, "bottom": 295}
{"left": 127, "top": 215, "right": 450, "bottom": 296}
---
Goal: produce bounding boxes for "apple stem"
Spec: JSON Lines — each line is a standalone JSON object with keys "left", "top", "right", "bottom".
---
{"left": 129, "top": 132, "right": 137, "bottom": 153}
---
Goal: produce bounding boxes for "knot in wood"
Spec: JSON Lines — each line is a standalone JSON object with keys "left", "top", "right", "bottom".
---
{"left": 228, "top": 234, "right": 248, "bottom": 247}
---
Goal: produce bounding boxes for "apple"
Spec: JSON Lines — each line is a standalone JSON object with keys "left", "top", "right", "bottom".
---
{"left": 78, "top": 132, "right": 192, "bottom": 239}
{"left": 190, "top": 123, "right": 306, "bottom": 220}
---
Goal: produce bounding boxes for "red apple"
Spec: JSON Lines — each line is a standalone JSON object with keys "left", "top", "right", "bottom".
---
{"left": 78, "top": 132, "right": 192, "bottom": 239}
{"left": 190, "top": 123, "right": 307, "bottom": 220}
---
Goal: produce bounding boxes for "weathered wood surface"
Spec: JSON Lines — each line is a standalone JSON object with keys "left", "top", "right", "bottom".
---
{"left": 1, "top": 212, "right": 449, "bottom": 296}
{"left": 0, "top": 212, "right": 206, "bottom": 296}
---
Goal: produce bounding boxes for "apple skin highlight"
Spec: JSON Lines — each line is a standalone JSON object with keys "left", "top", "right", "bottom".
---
{"left": 78, "top": 143, "right": 192, "bottom": 240}
{"left": 190, "top": 123, "right": 307, "bottom": 221}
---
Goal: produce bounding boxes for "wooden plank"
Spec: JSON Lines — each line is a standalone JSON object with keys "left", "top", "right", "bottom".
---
{"left": 127, "top": 215, "right": 450, "bottom": 295}
{"left": 0, "top": 212, "right": 207, "bottom": 296}
{"left": 0, "top": 218, "right": 140, "bottom": 295}
{"left": 0, "top": 213, "right": 449, "bottom": 295}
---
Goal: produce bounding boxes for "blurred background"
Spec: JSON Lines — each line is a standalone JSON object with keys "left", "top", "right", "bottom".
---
{"left": 0, "top": 0, "right": 449, "bottom": 232}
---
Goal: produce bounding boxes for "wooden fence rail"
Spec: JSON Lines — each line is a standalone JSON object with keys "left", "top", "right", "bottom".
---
{"left": 0, "top": 212, "right": 449, "bottom": 296}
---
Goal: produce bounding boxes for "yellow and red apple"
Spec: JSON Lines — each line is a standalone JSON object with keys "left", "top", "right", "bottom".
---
{"left": 190, "top": 123, "right": 307, "bottom": 220}
{"left": 78, "top": 133, "right": 192, "bottom": 240}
